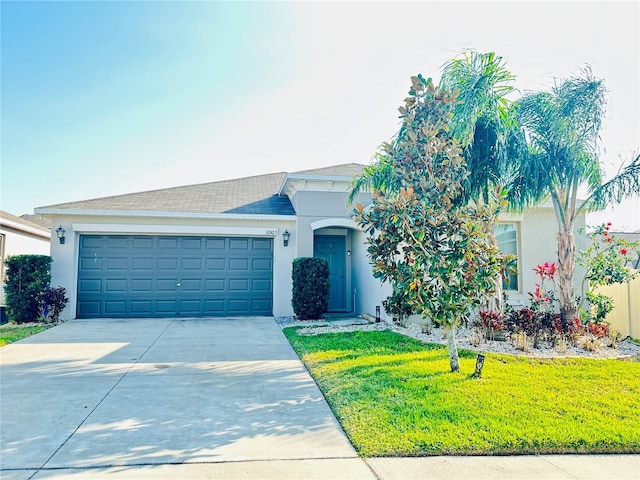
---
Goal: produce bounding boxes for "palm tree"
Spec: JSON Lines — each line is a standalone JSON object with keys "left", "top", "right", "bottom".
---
{"left": 439, "top": 51, "right": 521, "bottom": 204}
{"left": 512, "top": 68, "right": 640, "bottom": 326}
{"left": 439, "top": 51, "right": 524, "bottom": 314}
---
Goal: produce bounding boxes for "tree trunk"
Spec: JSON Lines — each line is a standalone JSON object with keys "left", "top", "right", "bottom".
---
{"left": 445, "top": 325, "right": 460, "bottom": 372}
{"left": 557, "top": 228, "right": 576, "bottom": 329}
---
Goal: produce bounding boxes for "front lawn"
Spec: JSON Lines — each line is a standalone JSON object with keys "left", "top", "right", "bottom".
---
{"left": 284, "top": 328, "right": 640, "bottom": 456}
{"left": 0, "top": 323, "right": 53, "bottom": 347}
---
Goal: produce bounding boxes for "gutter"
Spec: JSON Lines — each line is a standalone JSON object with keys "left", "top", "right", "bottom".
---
{"left": 33, "top": 208, "right": 295, "bottom": 222}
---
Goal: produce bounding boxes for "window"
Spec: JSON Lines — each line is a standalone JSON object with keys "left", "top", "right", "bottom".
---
{"left": 494, "top": 223, "right": 519, "bottom": 291}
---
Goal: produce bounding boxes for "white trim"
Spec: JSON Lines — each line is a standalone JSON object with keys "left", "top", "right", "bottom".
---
{"left": 278, "top": 174, "right": 353, "bottom": 196}
{"left": 72, "top": 224, "right": 282, "bottom": 236}
{"left": 35, "top": 208, "right": 294, "bottom": 221}
{"left": 310, "top": 218, "right": 359, "bottom": 231}
{"left": 0, "top": 217, "right": 51, "bottom": 239}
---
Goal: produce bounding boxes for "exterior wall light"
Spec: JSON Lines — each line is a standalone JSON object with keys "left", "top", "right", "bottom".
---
{"left": 282, "top": 229, "right": 291, "bottom": 247}
{"left": 55, "top": 225, "right": 66, "bottom": 244}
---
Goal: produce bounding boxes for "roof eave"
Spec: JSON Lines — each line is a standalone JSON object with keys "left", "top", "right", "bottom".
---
{"left": 33, "top": 208, "right": 295, "bottom": 222}
{"left": 278, "top": 173, "right": 354, "bottom": 197}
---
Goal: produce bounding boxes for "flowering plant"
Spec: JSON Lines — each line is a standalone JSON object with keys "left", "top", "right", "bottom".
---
{"left": 528, "top": 262, "right": 557, "bottom": 312}
{"left": 577, "top": 223, "right": 640, "bottom": 321}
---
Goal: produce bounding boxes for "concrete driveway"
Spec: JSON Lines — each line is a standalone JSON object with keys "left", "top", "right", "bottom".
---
{"left": 3, "top": 318, "right": 639, "bottom": 480}
{"left": 0, "top": 317, "right": 370, "bottom": 479}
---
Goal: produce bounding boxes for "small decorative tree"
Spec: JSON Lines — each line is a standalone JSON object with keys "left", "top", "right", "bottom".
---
{"left": 291, "top": 257, "right": 329, "bottom": 320}
{"left": 354, "top": 76, "right": 505, "bottom": 372}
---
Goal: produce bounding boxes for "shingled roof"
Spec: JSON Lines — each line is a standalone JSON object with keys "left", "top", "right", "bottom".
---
{"left": 36, "top": 163, "right": 366, "bottom": 216}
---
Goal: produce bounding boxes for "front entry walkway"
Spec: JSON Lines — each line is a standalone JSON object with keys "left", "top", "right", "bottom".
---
{"left": 0, "top": 318, "right": 367, "bottom": 479}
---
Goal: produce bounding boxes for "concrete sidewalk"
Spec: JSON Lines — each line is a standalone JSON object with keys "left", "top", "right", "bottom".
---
{"left": 1, "top": 318, "right": 638, "bottom": 480}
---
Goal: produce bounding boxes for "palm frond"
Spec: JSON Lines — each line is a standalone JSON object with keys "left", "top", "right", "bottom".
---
{"left": 585, "top": 152, "right": 640, "bottom": 212}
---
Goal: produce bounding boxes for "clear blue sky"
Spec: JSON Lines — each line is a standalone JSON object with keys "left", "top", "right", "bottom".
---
{"left": 2, "top": 1, "right": 639, "bottom": 229}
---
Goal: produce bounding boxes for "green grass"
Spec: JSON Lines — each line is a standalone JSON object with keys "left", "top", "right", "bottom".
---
{"left": 0, "top": 323, "right": 53, "bottom": 347}
{"left": 284, "top": 328, "right": 640, "bottom": 456}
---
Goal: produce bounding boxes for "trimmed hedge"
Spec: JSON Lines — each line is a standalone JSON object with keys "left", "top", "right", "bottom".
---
{"left": 292, "top": 257, "right": 329, "bottom": 320}
{"left": 4, "top": 255, "right": 52, "bottom": 324}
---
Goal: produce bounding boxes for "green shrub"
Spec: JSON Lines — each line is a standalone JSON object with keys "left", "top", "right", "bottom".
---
{"left": 4, "top": 255, "right": 52, "bottom": 324}
{"left": 292, "top": 257, "right": 329, "bottom": 320}
{"left": 382, "top": 287, "right": 414, "bottom": 323}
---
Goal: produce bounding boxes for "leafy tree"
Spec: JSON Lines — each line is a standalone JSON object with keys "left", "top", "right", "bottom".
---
{"left": 512, "top": 68, "right": 640, "bottom": 326}
{"left": 354, "top": 76, "right": 504, "bottom": 372}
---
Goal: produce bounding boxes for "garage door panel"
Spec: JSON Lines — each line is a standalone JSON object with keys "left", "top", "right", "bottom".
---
{"left": 78, "top": 301, "right": 101, "bottom": 316}
{"left": 181, "top": 279, "right": 201, "bottom": 291}
{"left": 79, "top": 279, "right": 101, "bottom": 293}
{"left": 252, "top": 258, "right": 272, "bottom": 271}
{"left": 77, "top": 235, "right": 273, "bottom": 318}
{"left": 131, "top": 301, "right": 153, "bottom": 314}
{"left": 179, "top": 300, "right": 201, "bottom": 313}
{"left": 204, "top": 299, "right": 225, "bottom": 314}
{"left": 229, "top": 258, "right": 249, "bottom": 270}
{"left": 252, "top": 279, "right": 272, "bottom": 291}
{"left": 181, "top": 258, "right": 202, "bottom": 270}
{"left": 80, "top": 257, "right": 102, "bottom": 270}
{"left": 229, "top": 279, "right": 249, "bottom": 291}
{"left": 182, "top": 238, "right": 203, "bottom": 249}
{"left": 107, "top": 237, "right": 128, "bottom": 249}
{"left": 131, "top": 279, "right": 153, "bottom": 292}
{"left": 206, "top": 258, "right": 226, "bottom": 270}
{"left": 157, "top": 237, "right": 179, "bottom": 249}
{"left": 230, "top": 238, "right": 249, "bottom": 250}
{"left": 229, "top": 299, "right": 249, "bottom": 312}
{"left": 157, "top": 279, "right": 179, "bottom": 291}
{"left": 252, "top": 298, "right": 272, "bottom": 311}
{"left": 205, "top": 279, "right": 225, "bottom": 291}
{"left": 105, "top": 279, "right": 127, "bottom": 292}
{"left": 81, "top": 236, "right": 104, "bottom": 248}
{"left": 132, "top": 258, "right": 154, "bottom": 270}
{"left": 252, "top": 238, "right": 273, "bottom": 250}
{"left": 132, "top": 237, "right": 154, "bottom": 249}
{"left": 206, "top": 238, "right": 226, "bottom": 249}
{"left": 157, "top": 258, "right": 178, "bottom": 270}
{"left": 105, "top": 301, "right": 126, "bottom": 314}
{"left": 156, "top": 300, "right": 178, "bottom": 313}
{"left": 106, "top": 257, "right": 128, "bottom": 270}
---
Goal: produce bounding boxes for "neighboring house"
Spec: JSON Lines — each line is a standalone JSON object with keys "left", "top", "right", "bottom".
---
{"left": 34, "top": 164, "right": 585, "bottom": 321}
{"left": 0, "top": 211, "right": 52, "bottom": 316}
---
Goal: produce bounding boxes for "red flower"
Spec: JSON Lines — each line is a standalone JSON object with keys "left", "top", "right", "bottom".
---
{"left": 606, "top": 237, "right": 612, "bottom": 243}
{"left": 620, "top": 248, "right": 628, "bottom": 255}
{"left": 607, "top": 222, "right": 612, "bottom": 226}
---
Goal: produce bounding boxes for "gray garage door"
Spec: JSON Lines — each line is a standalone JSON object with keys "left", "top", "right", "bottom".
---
{"left": 77, "top": 235, "right": 273, "bottom": 318}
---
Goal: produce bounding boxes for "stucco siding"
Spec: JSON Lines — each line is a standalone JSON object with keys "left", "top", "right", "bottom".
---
{"left": 351, "top": 228, "right": 392, "bottom": 321}
{"left": 503, "top": 206, "right": 586, "bottom": 308}
{"left": 48, "top": 214, "right": 296, "bottom": 319}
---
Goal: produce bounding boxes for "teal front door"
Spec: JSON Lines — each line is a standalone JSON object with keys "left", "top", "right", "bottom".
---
{"left": 314, "top": 235, "right": 346, "bottom": 312}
